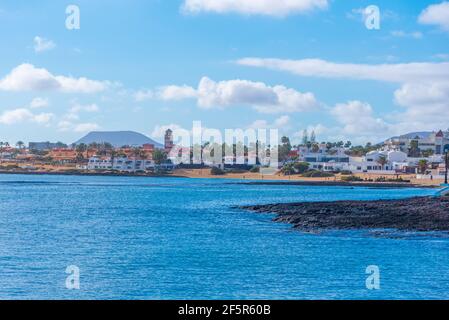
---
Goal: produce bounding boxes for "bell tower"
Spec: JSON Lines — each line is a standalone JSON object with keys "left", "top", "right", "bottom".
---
{"left": 164, "top": 129, "right": 173, "bottom": 151}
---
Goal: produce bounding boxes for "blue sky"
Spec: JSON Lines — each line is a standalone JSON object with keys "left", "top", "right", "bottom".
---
{"left": 0, "top": 0, "right": 448, "bottom": 146}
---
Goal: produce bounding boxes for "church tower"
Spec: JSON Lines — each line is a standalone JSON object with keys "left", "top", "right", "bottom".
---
{"left": 164, "top": 129, "right": 174, "bottom": 151}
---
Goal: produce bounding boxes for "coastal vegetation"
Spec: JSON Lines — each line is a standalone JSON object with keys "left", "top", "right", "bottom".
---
{"left": 211, "top": 167, "right": 225, "bottom": 175}
{"left": 301, "top": 170, "right": 334, "bottom": 178}
{"left": 280, "top": 162, "right": 310, "bottom": 175}
{"left": 341, "top": 175, "right": 364, "bottom": 182}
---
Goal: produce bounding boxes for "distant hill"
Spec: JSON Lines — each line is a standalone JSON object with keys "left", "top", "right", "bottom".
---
{"left": 386, "top": 131, "right": 434, "bottom": 142}
{"left": 74, "top": 131, "right": 163, "bottom": 148}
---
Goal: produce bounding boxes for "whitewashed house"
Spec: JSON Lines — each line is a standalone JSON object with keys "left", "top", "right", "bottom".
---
{"left": 87, "top": 157, "right": 155, "bottom": 172}
{"left": 298, "top": 146, "right": 411, "bottom": 174}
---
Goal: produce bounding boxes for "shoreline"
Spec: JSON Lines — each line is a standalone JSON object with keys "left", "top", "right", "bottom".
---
{"left": 239, "top": 196, "right": 449, "bottom": 233}
{"left": 230, "top": 181, "right": 437, "bottom": 188}
{"left": 0, "top": 170, "right": 185, "bottom": 179}
{"left": 0, "top": 169, "right": 442, "bottom": 188}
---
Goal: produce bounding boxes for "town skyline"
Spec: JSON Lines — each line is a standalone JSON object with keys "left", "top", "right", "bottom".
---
{"left": 1, "top": 1, "right": 449, "bottom": 146}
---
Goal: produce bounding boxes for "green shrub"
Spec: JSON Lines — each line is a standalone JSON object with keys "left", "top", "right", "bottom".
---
{"left": 302, "top": 170, "right": 334, "bottom": 178}
{"left": 341, "top": 175, "right": 363, "bottom": 182}
{"left": 211, "top": 167, "right": 225, "bottom": 175}
{"left": 281, "top": 163, "right": 296, "bottom": 175}
{"left": 340, "top": 170, "right": 353, "bottom": 175}
{"left": 227, "top": 168, "right": 248, "bottom": 174}
{"left": 249, "top": 166, "right": 260, "bottom": 173}
{"left": 293, "top": 162, "right": 310, "bottom": 174}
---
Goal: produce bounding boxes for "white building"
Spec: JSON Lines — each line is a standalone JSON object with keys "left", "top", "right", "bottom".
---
{"left": 298, "top": 145, "right": 350, "bottom": 164}
{"left": 385, "top": 130, "right": 449, "bottom": 155}
{"left": 87, "top": 157, "right": 156, "bottom": 172}
{"left": 304, "top": 149, "right": 411, "bottom": 174}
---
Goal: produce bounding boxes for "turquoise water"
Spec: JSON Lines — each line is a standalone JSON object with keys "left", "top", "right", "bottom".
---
{"left": 0, "top": 174, "right": 447, "bottom": 300}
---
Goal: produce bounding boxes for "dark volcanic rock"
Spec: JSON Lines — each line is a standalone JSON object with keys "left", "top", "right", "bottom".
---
{"left": 239, "top": 197, "right": 449, "bottom": 232}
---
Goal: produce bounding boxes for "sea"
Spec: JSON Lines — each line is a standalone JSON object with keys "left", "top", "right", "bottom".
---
{"left": 0, "top": 174, "right": 447, "bottom": 300}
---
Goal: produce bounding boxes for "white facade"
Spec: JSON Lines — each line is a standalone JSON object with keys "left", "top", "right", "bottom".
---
{"left": 385, "top": 130, "right": 449, "bottom": 155}
{"left": 306, "top": 150, "right": 411, "bottom": 174}
{"left": 298, "top": 146, "right": 350, "bottom": 164}
{"left": 87, "top": 157, "right": 155, "bottom": 172}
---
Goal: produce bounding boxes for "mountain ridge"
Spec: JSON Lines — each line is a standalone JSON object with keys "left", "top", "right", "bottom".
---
{"left": 74, "top": 131, "right": 163, "bottom": 148}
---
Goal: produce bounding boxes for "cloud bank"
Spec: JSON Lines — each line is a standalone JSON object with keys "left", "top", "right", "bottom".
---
{"left": 140, "top": 77, "right": 320, "bottom": 114}
{"left": 419, "top": 1, "right": 449, "bottom": 32}
{"left": 0, "top": 64, "right": 110, "bottom": 93}
{"left": 182, "top": 0, "right": 328, "bottom": 17}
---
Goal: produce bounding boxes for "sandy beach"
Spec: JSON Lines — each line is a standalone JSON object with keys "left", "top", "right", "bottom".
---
{"left": 0, "top": 163, "right": 444, "bottom": 187}
{"left": 173, "top": 168, "right": 444, "bottom": 187}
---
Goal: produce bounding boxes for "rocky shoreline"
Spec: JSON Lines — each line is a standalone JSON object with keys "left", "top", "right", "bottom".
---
{"left": 239, "top": 196, "right": 449, "bottom": 233}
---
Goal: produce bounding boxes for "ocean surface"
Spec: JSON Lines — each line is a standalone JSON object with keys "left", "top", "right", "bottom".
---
{"left": 0, "top": 174, "right": 447, "bottom": 300}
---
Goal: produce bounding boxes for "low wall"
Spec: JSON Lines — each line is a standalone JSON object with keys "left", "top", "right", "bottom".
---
{"left": 416, "top": 174, "right": 445, "bottom": 180}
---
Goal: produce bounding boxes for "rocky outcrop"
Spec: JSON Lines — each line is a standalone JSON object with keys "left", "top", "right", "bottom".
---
{"left": 239, "top": 197, "right": 449, "bottom": 232}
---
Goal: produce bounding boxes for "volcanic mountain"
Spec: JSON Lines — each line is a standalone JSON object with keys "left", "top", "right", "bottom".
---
{"left": 74, "top": 131, "right": 163, "bottom": 148}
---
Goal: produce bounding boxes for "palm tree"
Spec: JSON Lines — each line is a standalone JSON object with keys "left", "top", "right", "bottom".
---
{"left": 87, "top": 143, "right": 98, "bottom": 158}
{"left": 418, "top": 159, "right": 428, "bottom": 174}
{"left": 409, "top": 139, "right": 420, "bottom": 157}
{"left": 16, "top": 141, "right": 25, "bottom": 150}
{"left": 281, "top": 163, "right": 295, "bottom": 176}
{"left": 377, "top": 155, "right": 388, "bottom": 171}
{"left": 311, "top": 143, "right": 320, "bottom": 153}
{"left": 153, "top": 149, "right": 167, "bottom": 165}
{"left": 75, "top": 143, "right": 87, "bottom": 163}
{"left": 132, "top": 147, "right": 145, "bottom": 171}
{"left": 110, "top": 150, "right": 118, "bottom": 171}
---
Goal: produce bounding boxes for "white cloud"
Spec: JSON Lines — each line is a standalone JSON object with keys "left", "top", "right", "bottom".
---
{"left": 248, "top": 115, "right": 290, "bottom": 130}
{"left": 301, "top": 101, "right": 397, "bottom": 144}
{"left": 394, "top": 81, "right": 449, "bottom": 127}
{"left": 293, "top": 123, "right": 331, "bottom": 141}
{"left": 151, "top": 124, "right": 186, "bottom": 139}
{"left": 419, "top": 1, "right": 449, "bottom": 32}
{"left": 196, "top": 77, "right": 277, "bottom": 108}
{"left": 0, "top": 64, "right": 110, "bottom": 93}
{"left": 331, "top": 101, "right": 390, "bottom": 136}
{"left": 182, "top": 0, "right": 328, "bottom": 17}
{"left": 235, "top": 55, "right": 449, "bottom": 141}
{"left": 305, "top": 124, "right": 329, "bottom": 137}
{"left": 58, "top": 121, "right": 99, "bottom": 133}
{"left": 57, "top": 121, "right": 73, "bottom": 132}
{"left": 164, "top": 77, "right": 319, "bottom": 113}
{"left": 134, "top": 89, "right": 154, "bottom": 102}
{"left": 136, "top": 77, "right": 319, "bottom": 113}
{"left": 69, "top": 103, "right": 99, "bottom": 114}
{"left": 33, "top": 36, "right": 56, "bottom": 53}
{"left": 29, "top": 97, "right": 49, "bottom": 109}
{"left": 237, "top": 57, "right": 449, "bottom": 133}
{"left": 390, "top": 30, "right": 423, "bottom": 39}
{"left": 433, "top": 53, "right": 449, "bottom": 60}
{"left": 62, "top": 102, "right": 100, "bottom": 123}
{"left": 74, "top": 123, "right": 100, "bottom": 133}
{"left": 237, "top": 58, "right": 449, "bottom": 83}
{"left": 0, "top": 108, "right": 54, "bottom": 125}
{"left": 274, "top": 115, "right": 290, "bottom": 127}
{"left": 134, "top": 85, "right": 198, "bottom": 102}
{"left": 158, "top": 85, "right": 198, "bottom": 101}
{"left": 33, "top": 112, "right": 54, "bottom": 124}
